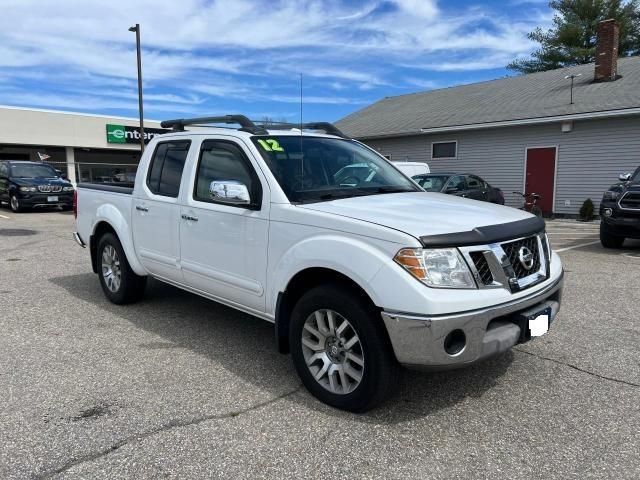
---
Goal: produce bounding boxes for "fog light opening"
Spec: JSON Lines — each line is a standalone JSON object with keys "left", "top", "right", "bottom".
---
{"left": 444, "top": 329, "right": 466, "bottom": 356}
{"left": 603, "top": 208, "right": 613, "bottom": 217}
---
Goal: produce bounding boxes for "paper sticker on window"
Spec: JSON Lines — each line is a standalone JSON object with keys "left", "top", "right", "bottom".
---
{"left": 257, "top": 139, "right": 284, "bottom": 152}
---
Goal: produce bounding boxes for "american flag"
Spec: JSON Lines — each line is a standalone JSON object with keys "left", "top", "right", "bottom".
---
{"left": 37, "top": 152, "right": 51, "bottom": 161}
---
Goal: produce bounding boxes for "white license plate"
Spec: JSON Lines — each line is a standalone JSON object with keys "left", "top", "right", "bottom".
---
{"left": 529, "top": 314, "right": 549, "bottom": 337}
{"left": 47, "top": 196, "right": 58, "bottom": 202}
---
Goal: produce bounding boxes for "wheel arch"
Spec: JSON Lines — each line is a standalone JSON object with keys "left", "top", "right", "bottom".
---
{"left": 275, "top": 267, "right": 380, "bottom": 354}
{"left": 90, "top": 211, "right": 145, "bottom": 276}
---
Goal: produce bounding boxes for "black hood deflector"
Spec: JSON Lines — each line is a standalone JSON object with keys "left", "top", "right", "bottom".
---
{"left": 420, "top": 216, "right": 545, "bottom": 248}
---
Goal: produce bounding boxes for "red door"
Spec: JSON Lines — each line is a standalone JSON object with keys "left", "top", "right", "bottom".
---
{"left": 525, "top": 147, "right": 556, "bottom": 215}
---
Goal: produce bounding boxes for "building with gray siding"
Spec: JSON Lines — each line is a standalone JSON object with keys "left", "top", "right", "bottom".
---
{"left": 337, "top": 22, "right": 640, "bottom": 216}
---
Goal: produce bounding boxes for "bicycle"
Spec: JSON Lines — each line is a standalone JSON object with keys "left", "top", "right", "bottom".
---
{"left": 512, "top": 191, "right": 543, "bottom": 217}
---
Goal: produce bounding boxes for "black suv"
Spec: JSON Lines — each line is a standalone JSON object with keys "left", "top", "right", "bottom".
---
{"left": 600, "top": 166, "right": 640, "bottom": 248}
{"left": 0, "top": 161, "right": 75, "bottom": 213}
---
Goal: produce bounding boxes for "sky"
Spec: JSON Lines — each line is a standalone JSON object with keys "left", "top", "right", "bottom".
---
{"left": 0, "top": 0, "right": 553, "bottom": 123}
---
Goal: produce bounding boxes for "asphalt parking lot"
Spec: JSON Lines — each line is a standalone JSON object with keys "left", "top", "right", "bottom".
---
{"left": 1, "top": 210, "right": 639, "bottom": 479}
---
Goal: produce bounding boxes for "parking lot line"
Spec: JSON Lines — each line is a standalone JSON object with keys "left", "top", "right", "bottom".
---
{"left": 0, "top": 214, "right": 10, "bottom": 219}
{"left": 555, "top": 241, "right": 601, "bottom": 252}
{"left": 548, "top": 236, "right": 599, "bottom": 239}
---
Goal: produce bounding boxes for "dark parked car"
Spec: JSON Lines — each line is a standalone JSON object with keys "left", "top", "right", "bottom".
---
{"left": 412, "top": 173, "right": 505, "bottom": 204}
{"left": 599, "top": 166, "right": 640, "bottom": 248}
{"left": 0, "top": 161, "right": 75, "bottom": 213}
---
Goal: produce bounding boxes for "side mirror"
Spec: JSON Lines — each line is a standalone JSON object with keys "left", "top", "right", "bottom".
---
{"left": 209, "top": 180, "right": 250, "bottom": 205}
{"left": 445, "top": 187, "right": 458, "bottom": 194}
{"left": 619, "top": 173, "right": 632, "bottom": 181}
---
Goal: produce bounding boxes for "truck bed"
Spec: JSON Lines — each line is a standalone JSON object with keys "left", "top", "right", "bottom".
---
{"left": 77, "top": 182, "right": 134, "bottom": 195}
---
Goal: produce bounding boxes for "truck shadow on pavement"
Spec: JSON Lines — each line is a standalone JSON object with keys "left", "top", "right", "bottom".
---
{"left": 52, "top": 273, "right": 513, "bottom": 424}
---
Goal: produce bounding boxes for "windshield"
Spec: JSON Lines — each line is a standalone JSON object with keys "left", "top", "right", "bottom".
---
{"left": 251, "top": 136, "right": 419, "bottom": 203}
{"left": 632, "top": 167, "right": 640, "bottom": 182}
{"left": 10, "top": 163, "right": 58, "bottom": 178}
{"left": 413, "top": 175, "right": 450, "bottom": 192}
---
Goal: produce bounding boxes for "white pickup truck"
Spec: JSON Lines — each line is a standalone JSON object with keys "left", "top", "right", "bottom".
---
{"left": 74, "top": 115, "right": 564, "bottom": 412}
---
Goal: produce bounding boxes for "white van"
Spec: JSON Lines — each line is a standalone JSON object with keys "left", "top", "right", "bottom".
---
{"left": 393, "top": 161, "right": 430, "bottom": 177}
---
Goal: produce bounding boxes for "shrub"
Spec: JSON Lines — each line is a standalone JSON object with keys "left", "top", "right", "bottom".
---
{"left": 579, "top": 198, "right": 594, "bottom": 221}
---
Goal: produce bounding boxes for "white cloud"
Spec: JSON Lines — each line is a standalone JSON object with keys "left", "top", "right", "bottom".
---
{"left": 0, "top": 0, "right": 551, "bottom": 116}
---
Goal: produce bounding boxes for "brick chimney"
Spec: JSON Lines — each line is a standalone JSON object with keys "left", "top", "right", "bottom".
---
{"left": 594, "top": 19, "right": 619, "bottom": 82}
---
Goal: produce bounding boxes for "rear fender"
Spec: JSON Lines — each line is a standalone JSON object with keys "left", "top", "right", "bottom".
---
{"left": 92, "top": 204, "right": 146, "bottom": 276}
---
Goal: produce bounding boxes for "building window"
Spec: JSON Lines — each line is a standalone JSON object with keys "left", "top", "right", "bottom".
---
{"left": 431, "top": 141, "right": 457, "bottom": 159}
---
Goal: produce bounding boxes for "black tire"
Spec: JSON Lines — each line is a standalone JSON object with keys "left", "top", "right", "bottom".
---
{"left": 600, "top": 222, "right": 625, "bottom": 249}
{"left": 289, "top": 284, "right": 398, "bottom": 412}
{"left": 96, "top": 232, "right": 147, "bottom": 304}
{"left": 9, "top": 193, "right": 25, "bottom": 213}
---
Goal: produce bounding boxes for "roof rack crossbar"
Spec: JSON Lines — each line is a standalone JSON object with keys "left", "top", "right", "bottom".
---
{"left": 160, "top": 115, "right": 268, "bottom": 134}
{"left": 254, "top": 121, "right": 348, "bottom": 138}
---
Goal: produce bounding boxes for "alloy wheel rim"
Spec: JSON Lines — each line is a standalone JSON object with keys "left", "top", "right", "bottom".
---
{"left": 10, "top": 196, "right": 18, "bottom": 211}
{"left": 301, "top": 309, "right": 364, "bottom": 395}
{"left": 101, "top": 245, "right": 121, "bottom": 292}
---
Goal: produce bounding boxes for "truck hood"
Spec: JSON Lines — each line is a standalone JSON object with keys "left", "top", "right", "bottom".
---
{"left": 298, "top": 192, "right": 534, "bottom": 240}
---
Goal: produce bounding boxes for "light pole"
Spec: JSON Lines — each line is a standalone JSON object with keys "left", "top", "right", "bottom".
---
{"left": 128, "top": 24, "right": 145, "bottom": 152}
{"left": 564, "top": 73, "right": 582, "bottom": 105}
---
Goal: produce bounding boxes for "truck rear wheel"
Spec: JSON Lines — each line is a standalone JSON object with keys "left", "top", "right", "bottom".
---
{"left": 289, "top": 284, "right": 398, "bottom": 412}
{"left": 600, "top": 222, "right": 625, "bottom": 249}
{"left": 97, "top": 233, "right": 147, "bottom": 304}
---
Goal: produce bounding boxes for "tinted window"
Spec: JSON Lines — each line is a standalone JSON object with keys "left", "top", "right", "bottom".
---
{"left": 194, "top": 141, "right": 259, "bottom": 207}
{"left": 447, "top": 175, "right": 466, "bottom": 190}
{"left": 432, "top": 142, "right": 457, "bottom": 159}
{"left": 467, "top": 176, "right": 484, "bottom": 190}
{"left": 147, "top": 141, "right": 190, "bottom": 197}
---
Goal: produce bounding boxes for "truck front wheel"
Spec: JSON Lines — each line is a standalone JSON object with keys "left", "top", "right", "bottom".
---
{"left": 289, "top": 285, "right": 398, "bottom": 412}
{"left": 97, "top": 233, "right": 147, "bottom": 304}
{"left": 600, "top": 222, "right": 625, "bottom": 249}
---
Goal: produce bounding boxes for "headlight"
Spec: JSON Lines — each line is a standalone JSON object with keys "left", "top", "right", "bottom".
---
{"left": 63, "top": 186, "right": 74, "bottom": 191}
{"left": 19, "top": 186, "right": 36, "bottom": 192}
{"left": 394, "top": 248, "right": 476, "bottom": 289}
{"left": 603, "top": 190, "right": 620, "bottom": 201}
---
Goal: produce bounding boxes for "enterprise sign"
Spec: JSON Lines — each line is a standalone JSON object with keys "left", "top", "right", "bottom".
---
{"left": 106, "top": 124, "right": 171, "bottom": 144}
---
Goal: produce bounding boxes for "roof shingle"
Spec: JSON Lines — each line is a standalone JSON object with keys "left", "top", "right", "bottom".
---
{"left": 336, "top": 57, "right": 640, "bottom": 138}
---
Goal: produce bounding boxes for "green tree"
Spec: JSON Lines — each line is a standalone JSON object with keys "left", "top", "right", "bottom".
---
{"left": 508, "top": 0, "right": 640, "bottom": 74}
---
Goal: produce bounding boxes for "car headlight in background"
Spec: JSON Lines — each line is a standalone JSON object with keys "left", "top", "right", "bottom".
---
{"left": 603, "top": 190, "right": 620, "bottom": 201}
{"left": 19, "top": 186, "right": 37, "bottom": 192}
{"left": 63, "top": 186, "right": 74, "bottom": 191}
{"left": 394, "top": 248, "right": 476, "bottom": 289}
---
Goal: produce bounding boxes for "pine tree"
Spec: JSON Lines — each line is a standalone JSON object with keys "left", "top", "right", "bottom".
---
{"left": 508, "top": 0, "right": 640, "bottom": 74}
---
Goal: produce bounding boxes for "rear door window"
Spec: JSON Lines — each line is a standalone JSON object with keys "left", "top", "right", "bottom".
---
{"left": 146, "top": 141, "right": 191, "bottom": 197}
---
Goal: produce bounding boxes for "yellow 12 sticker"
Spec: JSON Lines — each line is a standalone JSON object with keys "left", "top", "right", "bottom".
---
{"left": 257, "top": 139, "right": 284, "bottom": 152}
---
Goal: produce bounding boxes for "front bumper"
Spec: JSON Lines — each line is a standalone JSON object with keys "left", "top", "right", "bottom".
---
{"left": 17, "top": 191, "right": 73, "bottom": 208}
{"left": 381, "top": 271, "right": 564, "bottom": 369}
{"left": 600, "top": 213, "right": 640, "bottom": 239}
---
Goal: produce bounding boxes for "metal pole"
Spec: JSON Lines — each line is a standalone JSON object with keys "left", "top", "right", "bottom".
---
{"left": 570, "top": 76, "right": 574, "bottom": 105}
{"left": 129, "top": 24, "right": 145, "bottom": 152}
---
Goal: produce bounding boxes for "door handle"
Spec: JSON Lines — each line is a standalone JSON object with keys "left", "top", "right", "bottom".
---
{"left": 181, "top": 214, "right": 198, "bottom": 222}
{"left": 136, "top": 205, "right": 149, "bottom": 212}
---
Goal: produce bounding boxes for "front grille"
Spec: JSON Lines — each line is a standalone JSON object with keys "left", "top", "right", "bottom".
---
{"left": 470, "top": 251, "right": 493, "bottom": 285}
{"left": 619, "top": 192, "right": 640, "bottom": 210}
{"left": 37, "top": 185, "right": 62, "bottom": 193}
{"left": 502, "top": 236, "right": 541, "bottom": 279}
